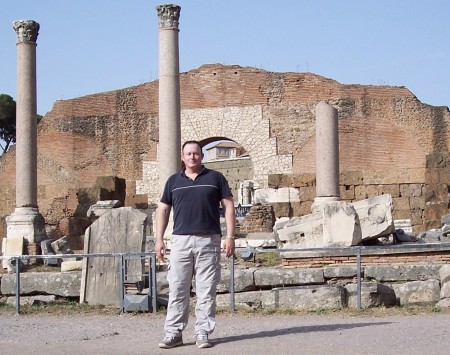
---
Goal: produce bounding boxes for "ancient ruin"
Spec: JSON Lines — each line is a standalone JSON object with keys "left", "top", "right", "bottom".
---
{"left": 1, "top": 4, "right": 450, "bottom": 311}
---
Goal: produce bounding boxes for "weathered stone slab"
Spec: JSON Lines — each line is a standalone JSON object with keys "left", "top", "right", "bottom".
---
{"left": 365, "top": 265, "right": 441, "bottom": 282}
{"left": 80, "top": 207, "right": 147, "bottom": 306}
{"left": 87, "top": 200, "right": 121, "bottom": 220}
{"left": 216, "top": 285, "right": 345, "bottom": 311}
{"left": 273, "top": 212, "right": 323, "bottom": 249}
{"left": 390, "top": 280, "right": 440, "bottom": 305}
{"left": 253, "top": 268, "right": 323, "bottom": 287}
{"left": 254, "top": 187, "right": 300, "bottom": 203}
{"left": 272, "top": 285, "right": 346, "bottom": 310}
{"left": 345, "top": 282, "right": 396, "bottom": 309}
{"left": 1, "top": 272, "right": 81, "bottom": 297}
{"left": 6, "top": 295, "right": 57, "bottom": 306}
{"left": 351, "top": 194, "right": 395, "bottom": 241}
{"left": 324, "top": 266, "right": 358, "bottom": 278}
{"left": 217, "top": 268, "right": 255, "bottom": 293}
{"left": 2, "top": 237, "right": 24, "bottom": 270}
{"left": 323, "top": 201, "right": 361, "bottom": 247}
{"left": 61, "top": 260, "right": 82, "bottom": 272}
{"left": 437, "top": 298, "right": 450, "bottom": 308}
{"left": 439, "top": 264, "right": 450, "bottom": 299}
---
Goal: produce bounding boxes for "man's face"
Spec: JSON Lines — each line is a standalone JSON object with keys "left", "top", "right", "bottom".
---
{"left": 181, "top": 143, "right": 203, "bottom": 170}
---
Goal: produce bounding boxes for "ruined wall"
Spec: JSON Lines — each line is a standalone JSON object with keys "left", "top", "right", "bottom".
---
{"left": 204, "top": 158, "right": 253, "bottom": 198}
{"left": 268, "top": 172, "right": 427, "bottom": 233}
{"left": 1, "top": 64, "right": 449, "bottom": 240}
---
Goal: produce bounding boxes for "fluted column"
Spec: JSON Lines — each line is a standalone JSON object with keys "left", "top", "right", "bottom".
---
{"left": 6, "top": 20, "right": 46, "bottom": 245}
{"left": 156, "top": 4, "right": 181, "bottom": 192}
{"left": 312, "top": 101, "right": 341, "bottom": 213}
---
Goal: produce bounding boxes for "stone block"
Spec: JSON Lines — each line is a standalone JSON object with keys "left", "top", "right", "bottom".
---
{"left": 323, "top": 201, "right": 362, "bottom": 247}
{"left": 390, "top": 280, "right": 440, "bottom": 305}
{"left": 324, "top": 266, "right": 358, "bottom": 279}
{"left": 6, "top": 295, "right": 56, "bottom": 306}
{"left": 424, "top": 184, "right": 449, "bottom": 202}
{"left": 2, "top": 237, "right": 24, "bottom": 269}
{"left": 351, "top": 194, "right": 395, "bottom": 241}
{"left": 61, "top": 260, "right": 82, "bottom": 272}
{"left": 87, "top": 200, "right": 121, "bottom": 220}
{"left": 217, "top": 268, "right": 255, "bottom": 293}
{"left": 365, "top": 265, "right": 441, "bottom": 282}
{"left": 298, "top": 186, "right": 316, "bottom": 201}
{"left": 424, "top": 202, "right": 448, "bottom": 220}
{"left": 287, "top": 173, "right": 315, "bottom": 187}
{"left": 345, "top": 282, "right": 397, "bottom": 309}
{"left": 439, "top": 264, "right": 450, "bottom": 299}
{"left": 355, "top": 185, "right": 383, "bottom": 200}
{"left": 217, "top": 285, "right": 346, "bottom": 311}
{"left": 81, "top": 207, "right": 147, "bottom": 306}
{"left": 271, "top": 202, "right": 291, "bottom": 218}
{"left": 1, "top": 272, "right": 81, "bottom": 297}
{"left": 273, "top": 212, "right": 324, "bottom": 249}
{"left": 272, "top": 285, "right": 346, "bottom": 310}
{"left": 267, "top": 174, "right": 285, "bottom": 188}
{"left": 253, "top": 268, "right": 324, "bottom": 287}
{"left": 399, "top": 184, "right": 423, "bottom": 197}
{"left": 410, "top": 196, "right": 426, "bottom": 210}
{"left": 426, "top": 153, "right": 448, "bottom": 169}
{"left": 380, "top": 184, "right": 400, "bottom": 198}
{"left": 392, "top": 197, "right": 410, "bottom": 211}
{"left": 339, "top": 171, "right": 363, "bottom": 186}
{"left": 254, "top": 188, "right": 300, "bottom": 204}
{"left": 425, "top": 168, "right": 450, "bottom": 184}
{"left": 339, "top": 185, "right": 355, "bottom": 200}
{"left": 290, "top": 201, "right": 312, "bottom": 217}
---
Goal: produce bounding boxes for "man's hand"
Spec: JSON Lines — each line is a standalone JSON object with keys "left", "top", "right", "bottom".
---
{"left": 222, "top": 237, "right": 235, "bottom": 258}
{"left": 155, "top": 239, "right": 166, "bottom": 261}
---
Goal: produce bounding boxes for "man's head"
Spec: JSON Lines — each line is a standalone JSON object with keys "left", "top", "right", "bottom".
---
{"left": 181, "top": 140, "right": 204, "bottom": 171}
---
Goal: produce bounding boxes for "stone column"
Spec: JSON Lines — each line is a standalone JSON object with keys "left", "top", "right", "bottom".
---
{"left": 156, "top": 4, "right": 181, "bottom": 192}
{"left": 312, "top": 101, "right": 340, "bottom": 213}
{"left": 6, "top": 20, "right": 46, "bottom": 245}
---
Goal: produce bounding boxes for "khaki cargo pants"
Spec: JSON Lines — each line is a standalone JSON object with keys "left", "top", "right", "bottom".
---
{"left": 164, "top": 233, "right": 222, "bottom": 337}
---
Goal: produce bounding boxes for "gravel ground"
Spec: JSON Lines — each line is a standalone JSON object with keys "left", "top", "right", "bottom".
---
{"left": 1, "top": 309, "right": 450, "bottom": 355}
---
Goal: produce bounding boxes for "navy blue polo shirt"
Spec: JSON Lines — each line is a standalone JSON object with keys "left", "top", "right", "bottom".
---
{"left": 160, "top": 167, "right": 232, "bottom": 235}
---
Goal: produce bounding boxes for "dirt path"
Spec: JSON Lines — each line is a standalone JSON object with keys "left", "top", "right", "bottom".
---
{"left": 1, "top": 309, "right": 450, "bottom": 355}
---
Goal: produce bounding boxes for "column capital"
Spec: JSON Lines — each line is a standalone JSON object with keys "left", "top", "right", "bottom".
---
{"left": 13, "top": 20, "right": 40, "bottom": 44}
{"left": 156, "top": 4, "right": 181, "bottom": 29}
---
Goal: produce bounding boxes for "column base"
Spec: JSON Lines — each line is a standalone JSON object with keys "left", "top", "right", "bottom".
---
{"left": 6, "top": 207, "right": 47, "bottom": 244}
{"left": 311, "top": 196, "right": 341, "bottom": 213}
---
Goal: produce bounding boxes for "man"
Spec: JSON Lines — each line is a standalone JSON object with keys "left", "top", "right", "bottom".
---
{"left": 155, "top": 140, "right": 236, "bottom": 349}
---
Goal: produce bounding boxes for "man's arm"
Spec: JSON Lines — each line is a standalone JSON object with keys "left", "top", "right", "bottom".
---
{"left": 221, "top": 196, "right": 236, "bottom": 258}
{"left": 155, "top": 202, "right": 171, "bottom": 260}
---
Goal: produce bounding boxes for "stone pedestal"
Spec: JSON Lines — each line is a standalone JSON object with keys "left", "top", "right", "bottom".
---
{"left": 6, "top": 207, "right": 46, "bottom": 244}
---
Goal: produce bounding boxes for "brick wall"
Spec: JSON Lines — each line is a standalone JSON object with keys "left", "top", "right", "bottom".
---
{"left": 1, "top": 64, "right": 449, "bottom": 240}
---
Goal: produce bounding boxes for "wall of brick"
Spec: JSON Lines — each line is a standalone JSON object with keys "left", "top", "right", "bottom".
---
{"left": 282, "top": 251, "right": 450, "bottom": 268}
{"left": 1, "top": 64, "right": 449, "bottom": 240}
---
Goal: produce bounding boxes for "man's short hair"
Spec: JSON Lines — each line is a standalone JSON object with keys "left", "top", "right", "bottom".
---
{"left": 182, "top": 140, "right": 202, "bottom": 152}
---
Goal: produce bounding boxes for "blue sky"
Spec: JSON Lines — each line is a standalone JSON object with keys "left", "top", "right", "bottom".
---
{"left": 1, "top": 0, "right": 449, "bottom": 117}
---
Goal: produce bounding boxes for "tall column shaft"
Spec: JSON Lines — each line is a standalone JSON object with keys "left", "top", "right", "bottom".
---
{"left": 313, "top": 101, "right": 340, "bottom": 212}
{"left": 14, "top": 20, "right": 39, "bottom": 208}
{"left": 157, "top": 4, "right": 181, "bottom": 192}
{"left": 7, "top": 20, "right": 46, "bottom": 246}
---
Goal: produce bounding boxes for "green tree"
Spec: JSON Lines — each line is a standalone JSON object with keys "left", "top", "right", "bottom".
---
{"left": 0, "top": 94, "right": 16, "bottom": 154}
{"left": 0, "top": 94, "right": 43, "bottom": 155}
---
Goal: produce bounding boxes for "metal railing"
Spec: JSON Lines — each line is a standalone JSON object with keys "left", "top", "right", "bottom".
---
{"left": 2, "top": 242, "right": 450, "bottom": 315}
{"left": 0, "top": 252, "right": 157, "bottom": 315}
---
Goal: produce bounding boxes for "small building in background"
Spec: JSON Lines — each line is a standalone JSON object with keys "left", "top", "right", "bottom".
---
{"left": 205, "top": 141, "right": 246, "bottom": 161}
